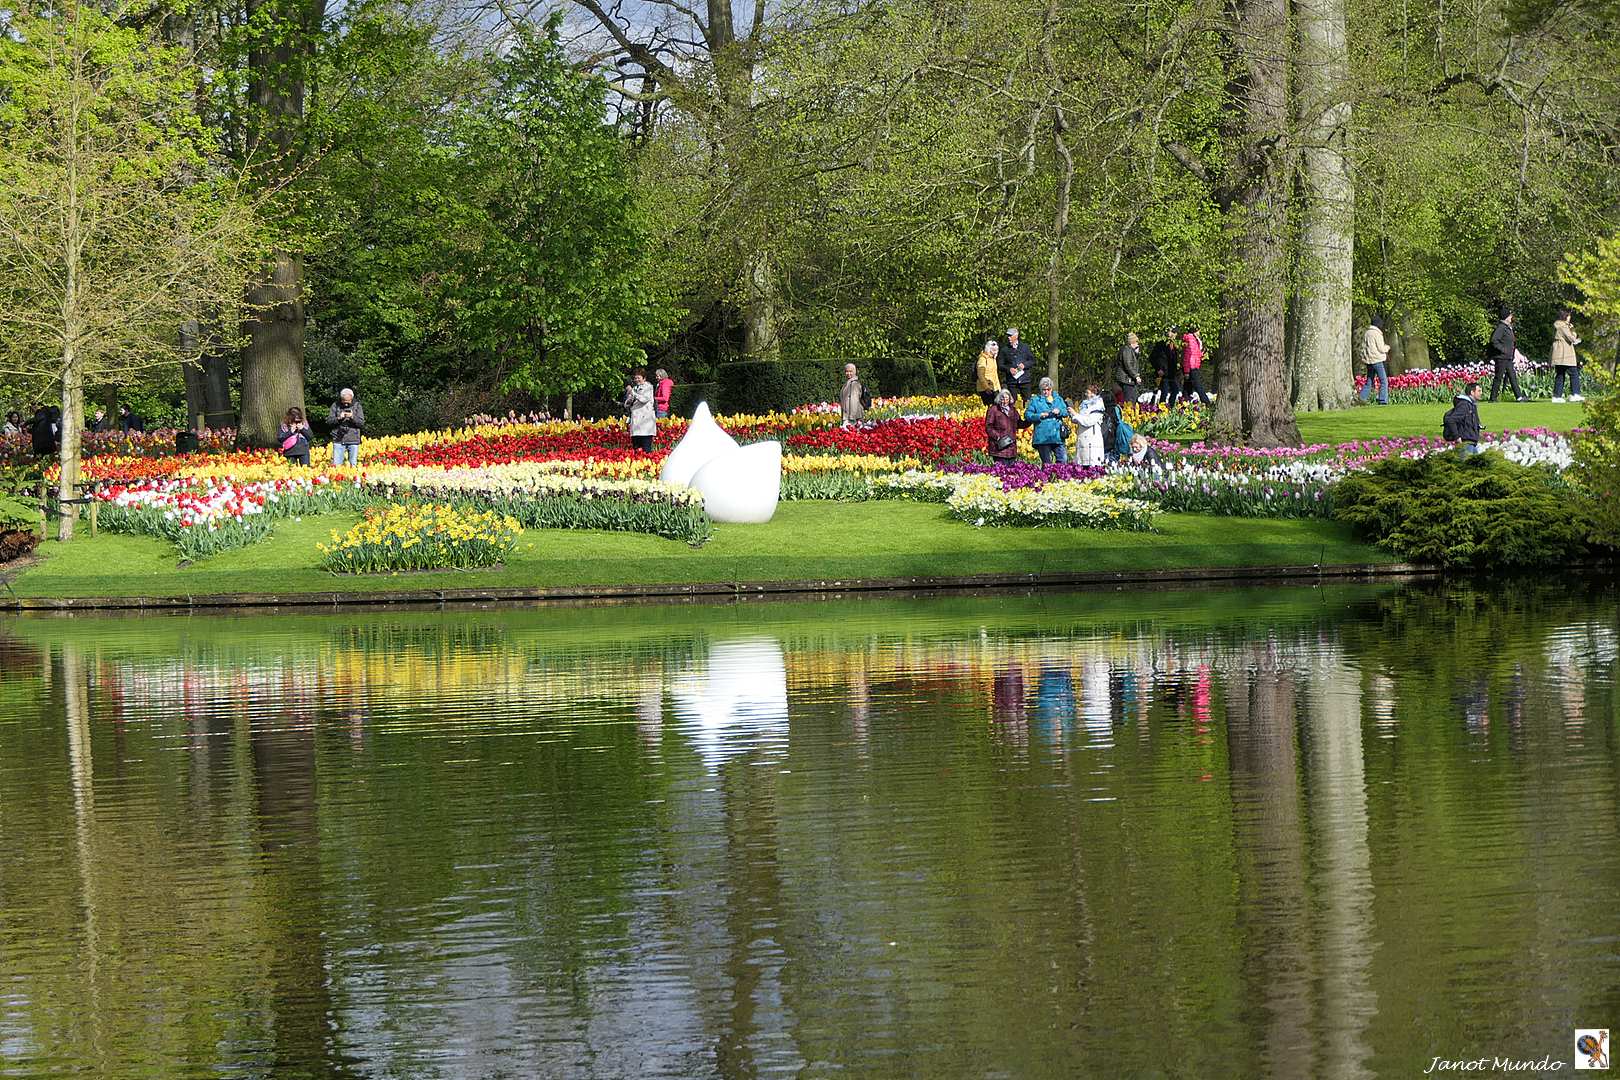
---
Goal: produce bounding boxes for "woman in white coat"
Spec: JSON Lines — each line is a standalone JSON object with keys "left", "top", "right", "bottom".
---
{"left": 1075, "top": 384, "right": 1106, "bottom": 466}
{"left": 624, "top": 369, "right": 657, "bottom": 452}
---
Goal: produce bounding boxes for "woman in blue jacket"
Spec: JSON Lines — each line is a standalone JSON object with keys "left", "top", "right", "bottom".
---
{"left": 1024, "top": 376, "right": 1072, "bottom": 464}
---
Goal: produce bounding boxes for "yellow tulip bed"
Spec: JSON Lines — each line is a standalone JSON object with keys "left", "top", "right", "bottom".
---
{"left": 318, "top": 503, "right": 522, "bottom": 574}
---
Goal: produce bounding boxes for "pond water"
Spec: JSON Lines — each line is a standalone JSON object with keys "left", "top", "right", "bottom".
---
{"left": 0, "top": 582, "right": 1617, "bottom": 1078}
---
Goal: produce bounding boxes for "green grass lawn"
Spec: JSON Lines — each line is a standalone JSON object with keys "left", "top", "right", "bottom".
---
{"left": 1290, "top": 399, "right": 1584, "bottom": 443}
{"left": 7, "top": 501, "right": 1396, "bottom": 600}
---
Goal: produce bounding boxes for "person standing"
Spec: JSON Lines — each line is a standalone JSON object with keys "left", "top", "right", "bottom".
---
{"left": 29, "top": 404, "right": 55, "bottom": 457}
{"left": 1001, "top": 328, "right": 1035, "bottom": 386}
{"left": 1113, "top": 333, "right": 1143, "bottom": 404}
{"left": 1149, "top": 329, "right": 1179, "bottom": 406}
{"left": 327, "top": 388, "right": 366, "bottom": 465}
{"left": 653, "top": 368, "right": 675, "bottom": 418}
{"left": 624, "top": 369, "right": 655, "bottom": 452}
{"left": 840, "top": 362, "right": 868, "bottom": 426}
{"left": 118, "top": 404, "right": 144, "bottom": 433}
{"left": 1550, "top": 309, "right": 1583, "bottom": 402}
{"left": 1075, "top": 385, "right": 1105, "bottom": 466}
{"left": 1180, "top": 327, "right": 1211, "bottom": 406}
{"left": 278, "top": 407, "right": 312, "bottom": 466}
{"left": 1024, "top": 377, "right": 1071, "bottom": 464}
{"left": 1444, "top": 381, "right": 1484, "bottom": 455}
{"left": 1005, "top": 359, "right": 1032, "bottom": 405}
{"left": 1488, "top": 307, "right": 1526, "bottom": 402}
{"left": 975, "top": 340, "right": 1001, "bottom": 405}
{"left": 89, "top": 407, "right": 109, "bottom": 433}
{"left": 2, "top": 411, "right": 21, "bottom": 438}
{"left": 985, "top": 389, "right": 1018, "bottom": 461}
{"left": 1359, "top": 316, "right": 1392, "bottom": 404}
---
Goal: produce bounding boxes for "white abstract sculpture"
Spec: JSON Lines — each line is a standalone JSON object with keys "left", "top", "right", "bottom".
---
{"left": 661, "top": 401, "right": 781, "bottom": 524}
{"left": 691, "top": 441, "right": 781, "bottom": 524}
{"left": 659, "top": 402, "right": 737, "bottom": 487}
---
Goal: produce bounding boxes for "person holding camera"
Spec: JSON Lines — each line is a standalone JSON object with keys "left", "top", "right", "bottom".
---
{"left": 624, "top": 369, "right": 656, "bottom": 452}
{"left": 327, "top": 388, "right": 365, "bottom": 466}
{"left": 1024, "top": 376, "right": 1072, "bottom": 464}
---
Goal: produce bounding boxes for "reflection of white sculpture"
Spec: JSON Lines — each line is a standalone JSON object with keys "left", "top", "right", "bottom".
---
{"left": 659, "top": 401, "right": 781, "bottom": 524}
{"left": 670, "top": 637, "right": 790, "bottom": 770}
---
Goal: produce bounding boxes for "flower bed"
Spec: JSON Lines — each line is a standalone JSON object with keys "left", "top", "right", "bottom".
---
{"left": 95, "top": 475, "right": 371, "bottom": 558}
{"left": 1119, "top": 461, "right": 1337, "bottom": 518}
{"left": 360, "top": 464, "right": 712, "bottom": 545}
{"left": 319, "top": 503, "right": 521, "bottom": 573}
{"left": 945, "top": 474, "right": 1154, "bottom": 530}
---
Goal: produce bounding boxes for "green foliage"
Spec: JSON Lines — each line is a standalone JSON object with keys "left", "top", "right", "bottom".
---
{"left": 0, "top": 495, "right": 38, "bottom": 531}
{"left": 1331, "top": 453, "right": 1606, "bottom": 568}
{"left": 449, "top": 19, "right": 675, "bottom": 398}
{"left": 717, "top": 361, "right": 842, "bottom": 413}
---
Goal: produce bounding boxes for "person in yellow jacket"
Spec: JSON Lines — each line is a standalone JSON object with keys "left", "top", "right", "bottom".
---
{"left": 975, "top": 339, "right": 1001, "bottom": 404}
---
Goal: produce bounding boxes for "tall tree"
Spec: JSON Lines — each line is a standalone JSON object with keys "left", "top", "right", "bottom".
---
{"left": 236, "top": 0, "right": 327, "bottom": 444}
{"left": 0, "top": 3, "right": 262, "bottom": 538}
{"left": 1215, "top": 0, "right": 1302, "bottom": 446}
{"left": 1289, "top": 0, "right": 1354, "bottom": 411}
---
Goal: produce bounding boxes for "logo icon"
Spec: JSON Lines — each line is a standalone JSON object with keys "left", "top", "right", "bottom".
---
{"left": 1576, "top": 1029, "right": 1610, "bottom": 1070}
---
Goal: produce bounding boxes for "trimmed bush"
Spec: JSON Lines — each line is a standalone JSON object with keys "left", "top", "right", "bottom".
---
{"left": 716, "top": 361, "right": 842, "bottom": 413}
{"left": 1331, "top": 452, "right": 1607, "bottom": 569}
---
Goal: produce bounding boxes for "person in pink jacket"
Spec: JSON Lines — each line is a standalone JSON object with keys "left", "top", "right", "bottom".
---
{"left": 653, "top": 368, "right": 675, "bottom": 418}
{"left": 1180, "top": 327, "right": 1211, "bottom": 406}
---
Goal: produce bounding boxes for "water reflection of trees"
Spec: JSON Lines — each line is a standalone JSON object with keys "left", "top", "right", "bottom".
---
{"left": 1, "top": 581, "right": 1615, "bottom": 1075}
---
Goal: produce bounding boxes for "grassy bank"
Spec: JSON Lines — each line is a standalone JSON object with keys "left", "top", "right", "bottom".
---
{"left": 1290, "top": 400, "right": 1583, "bottom": 443}
{"left": 6, "top": 501, "right": 1395, "bottom": 600}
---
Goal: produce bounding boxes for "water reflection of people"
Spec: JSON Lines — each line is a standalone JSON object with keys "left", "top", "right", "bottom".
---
{"left": 1034, "top": 664, "right": 1073, "bottom": 749}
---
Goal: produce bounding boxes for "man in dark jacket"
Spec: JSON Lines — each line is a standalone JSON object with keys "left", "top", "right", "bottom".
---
{"left": 1001, "top": 328, "right": 1035, "bottom": 385}
{"left": 118, "top": 404, "right": 144, "bottom": 433}
{"left": 1114, "top": 332, "right": 1143, "bottom": 403}
{"left": 29, "top": 405, "right": 56, "bottom": 457}
{"left": 1487, "top": 308, "right": 1526, "bottom": 402}
{"left": 1148, "top": 330, "right": 1178, "bottom": 406}
{"left": 328, "top": 388, "right": 366, "bottom": 465}
{"left": 1445, "top": 382, "right": 1483, "bottom": 454}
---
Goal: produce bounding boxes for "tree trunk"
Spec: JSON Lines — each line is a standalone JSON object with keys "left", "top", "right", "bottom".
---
{"left": 57, "top": 347, "right": 83, "bottom": 541}
{"left": 241, "top": 249, "right": 307, "bottom": 445}
{"left": 239, "top": 0, "right": 323, "bottom": 446}
{"left": 739, "top": 249, "right": 782, "bottom": 362}
{"left": 1288, "top": 0, "right": 1354, "bottom": 413}
{"left": 1219, "top": 0, "right": 1302, "bottom": 447}
{"left": 1041, "top": 0, "right": 1071, "bottom": 385}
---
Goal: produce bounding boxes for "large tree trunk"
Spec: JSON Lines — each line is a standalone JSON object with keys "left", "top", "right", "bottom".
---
{"left": 1288, "top": 0, "right": 1355, "bottom": 413}
{"left": 1040, "top": 0, "right": 1072, "bottom": 385}
{"left": 239, "top": 0, "right": 322, "bottom": 445}
{"left": 241, "top": 249, "right": 307, "bottom": 444}
{"left": 1219, "top": 0, "right": 1302, "bottom": 447}
{"left": 739, "top": 249, "right": 782, "bottom": 362}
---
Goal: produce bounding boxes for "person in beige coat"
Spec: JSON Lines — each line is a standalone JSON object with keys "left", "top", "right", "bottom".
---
{"left": 975, "top": 340, "right": 1001, "bottom": 404}
{"left": 1358, "top": 316, "right": 1392, "bottom": 404}
{"left": 1551, "top": 309, "right": 1583, "bottom": 402}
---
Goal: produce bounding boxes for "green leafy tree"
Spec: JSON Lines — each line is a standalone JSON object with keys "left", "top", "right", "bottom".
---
{"left": 448, "top": 20, "right": 674, "bottom": 400}
{"left": 0, "top": 2, "right": 263, "bottom": 537}
{"left": 1561, "top": 233, "right": 1620, "bottom": 545}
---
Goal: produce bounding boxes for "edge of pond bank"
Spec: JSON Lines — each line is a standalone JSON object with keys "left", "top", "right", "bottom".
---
{"left": 6, "top": 560, "right": 1440, "bottom": 612}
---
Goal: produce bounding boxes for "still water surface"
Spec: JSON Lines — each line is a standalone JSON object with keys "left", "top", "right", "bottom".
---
{"left": 0, "top": 583, "right": 1617, "bottom": 1078}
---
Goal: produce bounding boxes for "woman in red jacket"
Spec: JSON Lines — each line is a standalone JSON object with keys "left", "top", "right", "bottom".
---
{"left": 1180, "top": 327, "right": 1212, "bottom": 406}
{"left": 985, "top": 389, "right": 1019, "bottom": 461}
{"left": 653, "top": 368, "right": 675, "bottom": 418}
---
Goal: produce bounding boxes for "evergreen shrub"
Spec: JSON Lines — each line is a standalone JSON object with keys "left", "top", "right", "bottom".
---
{"left": 1331, "top": 452, "right": 1608, "bottom": 569}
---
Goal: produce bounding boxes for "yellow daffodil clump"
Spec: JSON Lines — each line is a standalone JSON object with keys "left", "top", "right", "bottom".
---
{"left": 318, "top": 503, "right": 522, "bottom": 574}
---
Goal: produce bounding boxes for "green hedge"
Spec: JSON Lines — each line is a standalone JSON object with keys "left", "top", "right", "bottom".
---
{"left": 714, "top": 357, "right": 938, "bottom": 413}
{"left": 717, "top": 362, "right": 842, "bottom": 413}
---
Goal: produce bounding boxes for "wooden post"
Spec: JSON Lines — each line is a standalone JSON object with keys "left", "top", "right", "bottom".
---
{"left": 36, "top": 478, "right": 47, "bottom": 539}
{"left": 88, "top": 487, "right": 98, "bottom": 537}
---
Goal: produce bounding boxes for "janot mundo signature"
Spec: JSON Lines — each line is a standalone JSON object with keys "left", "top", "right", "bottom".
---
{"left": 1423, "top": 1057, "right": 1566, "bottom": 1074}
